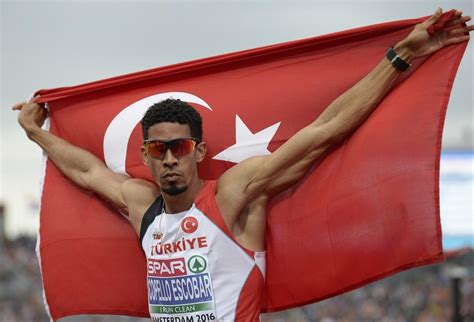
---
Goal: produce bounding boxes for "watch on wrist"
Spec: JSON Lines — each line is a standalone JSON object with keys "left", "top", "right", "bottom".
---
{"left": 386, "top": 47, "right": 411, "bottom": 72}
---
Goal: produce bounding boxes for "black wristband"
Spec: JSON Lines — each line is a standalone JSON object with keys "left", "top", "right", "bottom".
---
{"left": 386, "top": 47, "right": 411, "bottom": 72}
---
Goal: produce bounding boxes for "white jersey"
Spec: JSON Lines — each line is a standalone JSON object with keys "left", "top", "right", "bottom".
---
{"left": 140, "top": 181, "right": 265, "bottom": 322}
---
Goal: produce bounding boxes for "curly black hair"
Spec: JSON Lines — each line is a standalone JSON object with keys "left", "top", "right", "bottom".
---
{"left": 141, "top": 98, "right": 203, "bottom": 141}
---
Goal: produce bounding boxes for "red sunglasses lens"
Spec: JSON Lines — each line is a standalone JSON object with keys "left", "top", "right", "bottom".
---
{"left": 146, "top": 139, "right": 196, "bottom": 159}
{"left": 147, "top": 142, "right": 167, "bottom": 159}
{"left": 168, "top": 139, "right": 196, "bottom": 157}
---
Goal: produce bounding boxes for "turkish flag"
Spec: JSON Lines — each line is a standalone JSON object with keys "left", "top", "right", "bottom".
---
{"left": 34, "top": 14, "right": 467, "bottom": 320}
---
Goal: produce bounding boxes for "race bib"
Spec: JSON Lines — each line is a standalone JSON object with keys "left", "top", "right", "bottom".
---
{"left": 147, "top": 253, "right": 218, "bottom": 322}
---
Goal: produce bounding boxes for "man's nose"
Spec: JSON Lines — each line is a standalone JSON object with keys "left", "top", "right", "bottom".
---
{"left": 162, "top": 149, "right": 178, "bottom": 167}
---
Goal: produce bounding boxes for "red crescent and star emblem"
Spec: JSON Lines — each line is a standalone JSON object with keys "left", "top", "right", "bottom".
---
{"left": 181, "top": 216, "right": 199, "bottom": 234}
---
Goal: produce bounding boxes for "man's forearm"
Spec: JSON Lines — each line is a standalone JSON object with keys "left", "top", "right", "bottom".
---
{"left": 314, "top": 43, "right": 414, "bottom": 143}
{"left": 27, "top": 126, "right": 105, "bottom": 189}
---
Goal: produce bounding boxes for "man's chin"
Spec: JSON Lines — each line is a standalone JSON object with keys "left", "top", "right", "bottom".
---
{"left": 161, "top": 184, "right": 188, "bottom": 196}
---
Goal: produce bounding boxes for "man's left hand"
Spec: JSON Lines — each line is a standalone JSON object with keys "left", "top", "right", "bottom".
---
{"left": 397, "top": 8, "right": 473, "bottom": 59}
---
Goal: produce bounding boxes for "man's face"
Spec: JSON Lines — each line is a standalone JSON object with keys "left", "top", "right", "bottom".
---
{"left": 141, "top": 122, "right": 206, "bottom": 196}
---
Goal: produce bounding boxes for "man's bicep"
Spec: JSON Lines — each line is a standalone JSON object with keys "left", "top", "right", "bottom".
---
{"left": 82, "top": 165, "right": 131, "bottom": 212}
{"left": 217, "top": 123, "right": 332, "bottom": 211}
{"left": 261, "top": 147, "right": 328, "bottom": 196}
{"left": 82, "top": 165, "right": 159, "bottom": 235}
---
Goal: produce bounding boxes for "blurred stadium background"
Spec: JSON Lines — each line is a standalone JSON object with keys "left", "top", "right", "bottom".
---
{"left": 1, "top": 2, "right": 472, "bottom": 320}
{"left": 0, "top": 151, "right": 472, "bottom": 322}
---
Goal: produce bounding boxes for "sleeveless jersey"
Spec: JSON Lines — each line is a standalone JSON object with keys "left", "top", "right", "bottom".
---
{"left": 140, "top": 181, "right": 265, "bottom": 322}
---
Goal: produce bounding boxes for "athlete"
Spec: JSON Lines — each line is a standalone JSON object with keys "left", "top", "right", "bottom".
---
{"left": 13, "top": 8, "right": 473, "bottom": 322}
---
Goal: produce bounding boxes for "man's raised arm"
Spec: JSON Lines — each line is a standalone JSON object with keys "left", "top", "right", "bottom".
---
{"left": 217, "top": 8, "right": 472, "bottom": 213}
{"left": 12, "top": 98, "right": 158, "bottom": 234}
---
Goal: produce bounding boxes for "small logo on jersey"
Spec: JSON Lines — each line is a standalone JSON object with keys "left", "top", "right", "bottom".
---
{"left": 181, "top": 216, "right": 198, "bottom": 234}
{"left": 153, "top": 233, "right": 163, "bottom": 240}
{"left": 187, "top": 255, "right": 207, "bottom": 274}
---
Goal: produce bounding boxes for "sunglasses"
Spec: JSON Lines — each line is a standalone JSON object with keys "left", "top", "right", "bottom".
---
{"left": 143, "top": 137, "right": 200, "bottom": 160}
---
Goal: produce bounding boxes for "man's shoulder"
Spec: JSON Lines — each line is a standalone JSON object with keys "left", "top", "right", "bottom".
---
{"left": 122, "top": 178, "right": 160, "bottom": 234}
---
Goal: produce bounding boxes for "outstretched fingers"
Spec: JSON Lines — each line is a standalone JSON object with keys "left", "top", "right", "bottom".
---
{"left": 11, "top": 95, "right": 41, "bottom": 111}
{"left": 445, "top": 15, "right": 472, "bottom": 29}
{"left": 442, "top": 11, "right": 472, "bottom": 46}
{"left": 448, "top": 25, "right": 474, "bottom": 36}
{"left": 12, "top": 102, "right": 26, "bottom": 111}
{"left": 446, "top": 35, "right": 471, "bottom": 45}
{"left": 447, "top": 26, "right": 472, "bottom": 45}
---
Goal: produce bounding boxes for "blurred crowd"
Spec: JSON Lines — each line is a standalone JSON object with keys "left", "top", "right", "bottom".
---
{"left": 1, "top": 234, "right": 473, "bottom": 322}
{"left": 1, "top": 236, "right": 48, "bottom": 321}
{"left": 262, "top": 251, "right": 474, "bottom": 322}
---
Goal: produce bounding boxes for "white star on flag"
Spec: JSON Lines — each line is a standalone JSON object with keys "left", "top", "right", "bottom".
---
{"left": 213, "top": 114, "right": 281, "bottom": 164}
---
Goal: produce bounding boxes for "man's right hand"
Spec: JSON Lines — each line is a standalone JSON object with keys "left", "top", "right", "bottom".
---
{"left": 12, "top": 96, "right": 48, "bottom": 136}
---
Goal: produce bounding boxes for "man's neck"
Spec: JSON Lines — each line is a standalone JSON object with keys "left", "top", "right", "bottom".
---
{"left": 162, "top": 177, "right": 203, "bottom": 214}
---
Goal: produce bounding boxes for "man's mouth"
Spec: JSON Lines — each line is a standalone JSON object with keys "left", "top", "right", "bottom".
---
{"left": 163, "top": 173, "right": 180, "bottom": 180}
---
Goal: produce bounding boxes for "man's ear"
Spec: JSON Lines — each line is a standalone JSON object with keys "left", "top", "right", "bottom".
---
{"left": 141, "top": 146, "right": 150, "bottom": 165}
{"left": 195, "top": 141, "right": 207, "bottom": 163}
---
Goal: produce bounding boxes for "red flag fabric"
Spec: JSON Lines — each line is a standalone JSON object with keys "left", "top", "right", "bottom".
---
{"left": 34, "top": 14, "right": 468, "bottom": 320}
